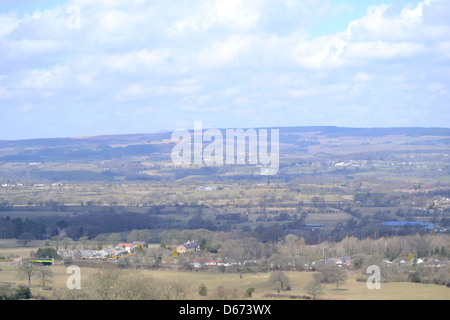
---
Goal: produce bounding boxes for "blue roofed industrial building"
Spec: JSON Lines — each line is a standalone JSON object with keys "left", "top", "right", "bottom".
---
{"left": 379, "top": 221, "right": 437, "bottom": 235}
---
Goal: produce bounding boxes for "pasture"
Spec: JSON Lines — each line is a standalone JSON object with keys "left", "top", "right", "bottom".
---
{"left": 1, "top": 261, "right": 449, "bottom": 300}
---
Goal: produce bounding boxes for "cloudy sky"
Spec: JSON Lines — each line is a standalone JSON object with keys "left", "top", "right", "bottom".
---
{"left": 0, "top": 0, "right": 449, "bottom": 140}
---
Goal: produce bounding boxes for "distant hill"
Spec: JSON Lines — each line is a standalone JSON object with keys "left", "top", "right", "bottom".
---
{"left": 1, "top": 126, "right": 450, "bottom": 161}
{"left": 277, "top": 126, "right": 450, "bottom": 137}
{"left": 2, "top": 126, "right": 450, "bottom": 147}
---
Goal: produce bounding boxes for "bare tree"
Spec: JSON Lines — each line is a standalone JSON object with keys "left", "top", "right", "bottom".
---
{"left": 335, "top": 267, "right": 347, "bottom": 290}
{"left": 16, "top": 260, "right": 36, "bottom": 286}
{"left": 145, "top": 247, "right": 164, "bottom": 268}
{"left": 17, "top": 232, "right": 34, "bottom": 247}
{"left": 305, "top": 280, "right": 323, "bottom": 300}
{"left": 35, "top": 266, "right": 54, "bottom": 288}
{"left": 269, "top": 271, "right": 291, "bottom": 293}
{"left": 340, "top": 236, "right": 360, "bottom": 256}
{"left": 53, "top": 269, "right": 192, "bottom": 300}
{"left": 180, "top": 251, "right": 195, "bottom": 271}
{"left": 127, "top": 229, "right": 151, "bottom": 243}
{"left": 90, "top": 269, "right": 121, "bottom": 300}
{"left": 315, "top": 266, "right": 347, "bottom": 290}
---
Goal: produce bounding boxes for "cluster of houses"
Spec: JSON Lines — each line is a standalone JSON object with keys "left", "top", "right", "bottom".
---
{"left": 50, "top": 238, "right": 358, "bottom": 271}
{"left": 57, "top": 241, "right": 145, "bottom": 260}
{"left": 189, "top": 258, "right": 264, "bottom": 269}
{"left": 311, "top": 256, "right": 352, "bottom": 267}
{"left": 53, "top": 238, "right": 410, "bottom": 272}
{"left": 383, "top": 257, "right": 446, "bottom": 269}
{"left": 175, "top": 240, "right": 354, "bottom": 269}
{"left": 196, "top": 185, "right": 218, "bottom": 191}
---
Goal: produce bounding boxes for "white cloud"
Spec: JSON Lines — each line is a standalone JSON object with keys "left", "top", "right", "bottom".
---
{"left": 76, "top": 70, "right": 97, "bottom": 84}
{"left": 195, "top": 34, "right": 255, "bottom": 68}
{"left": 105, "top": 49, "right": 172, "bottom": 73}
{"left": 134, "top": 106, "right": 155, "bottom": 115}
{"left": 293, "top": 35, "right": 347, "bottom": 69}
{"left": 1, "top": 0, "right": 449, "bottom": 139}
{"left": 118, "top": 83, "right": 146, "bottom": 99}
{"left": 352, "top": 72, "right": 371, "bottom": 83}
{"left": 0, "top": 13, "right": 19, "bottom": 37}
{"left": 167, "top": 0, "right": 261, "bottom": 36}
{"left": 289, "top": 83, "right": 350, "bottom": 99}
{"left": 214, "top": 0, "right": 260, "bottom": 28}
{"left": 345, "top": 41, "right": 424, "bottom": 60}
{"left": 16, "top": 103, "right": 34, "bottom": 113}
{"left": 19, "top": 65, "right": 69, "bottom": 90}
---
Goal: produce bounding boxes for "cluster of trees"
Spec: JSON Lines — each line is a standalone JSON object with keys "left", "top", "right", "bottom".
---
{"left": 0, "top": 208, "right": 181, "bottom": 241}
{"left": 53, "top": 269, "right": 191, "bottom": 300}
{"left": 159, "top": 229, "right": 450, "bottom": 265}
{"left": 0, "top": 217, "right": 46, "bottom": 240}
{"left": 15, "top": 260, "right": 54, "bottom": 288}
{"left": 144, "top": 229, "right": 450, "bottom": 290}
{"left": 0, "top": 285, "right": 32, "bottom": 300}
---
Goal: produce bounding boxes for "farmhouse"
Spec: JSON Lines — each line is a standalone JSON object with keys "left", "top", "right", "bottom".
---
{"left": 57, "top": 249, "right": 72, "bottom": 258}
{"left": 217, "top": 259, "right": 239, "bottom": 267}
{"left": 342, "top": 256, "right": 352, "bottom": 266}
{"left": 116, "top": 243, "right": 132, "bottom": 253}
{"left": 191, "top": 258, "right": 217, "bottom": 268}
{"left": 110, "top": 248, "right": 128, "bottom": 259}
{"left": 97, "top": 250, "right": 110, "bottom": 259}
{"left": 176, "top": 240, "right": 200, "bottom": 254}
{"left": 79, "top": 250, "right": 97, "bottom": 260}
{"left": 203, "top": 258, "right": 217, "bottom": 266}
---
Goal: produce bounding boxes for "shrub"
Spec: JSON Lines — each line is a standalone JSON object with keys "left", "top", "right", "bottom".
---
{"left": 245, "top": 287, "right": 255, "bottom": 298}
{"left": 0, "top": 284, "right": 13, "bottom": 300}
{"left": 216, "top": 286, "right": 241, "bottom": 300}
{"left": 198, "top": 283, "right": 207, "bottom": 296}
{"left": 14, "top": 286, "right": 31, "bottom": 300}
{"left": 36, "top": 247, "right": 61, "bottom": 259}
{"left": 431, "top": 268, "right": 450, "bottom": 286}
{"left": 408, "top": 271, "right": 422, "bottom": 283}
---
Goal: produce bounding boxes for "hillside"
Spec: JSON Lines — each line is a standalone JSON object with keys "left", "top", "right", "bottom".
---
{"left": 0, "top": 126, "right": 449, "bottom": 183}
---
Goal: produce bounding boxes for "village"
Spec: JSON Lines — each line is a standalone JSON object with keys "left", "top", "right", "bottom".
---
{"left": 52, "top": 240, "right": 229, "bottom": 268}
{"left": 17, "top": 239, "right": 446, "bottom": 275}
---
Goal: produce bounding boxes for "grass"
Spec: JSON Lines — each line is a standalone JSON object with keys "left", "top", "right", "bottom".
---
{"left": 0, "top": 239, "right": 44, "bottom": 258}
{"left": 1, "top": 262, "right": 448, "bottom": 300}
{"left": 319, "top": 274, "right": 450, "bottom": 300}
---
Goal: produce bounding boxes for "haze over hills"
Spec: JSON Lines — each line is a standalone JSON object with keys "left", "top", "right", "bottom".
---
{"left": 1, "top": 124, "right": 449, "bottom": 273}
{"left": 2, "top": 125, "right": 450, "bottom": 147}
{"left": 0, "top": 125, "right": 449, "bottom": 184}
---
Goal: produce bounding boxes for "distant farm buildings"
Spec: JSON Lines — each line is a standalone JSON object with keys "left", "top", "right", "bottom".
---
{"left": 176, "top": 240, "right": 200, "bottom": 254}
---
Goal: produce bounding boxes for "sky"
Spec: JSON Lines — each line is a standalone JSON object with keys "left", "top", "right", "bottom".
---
{"left": 0, "top": 0, "right": 449, "bottom": 140}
